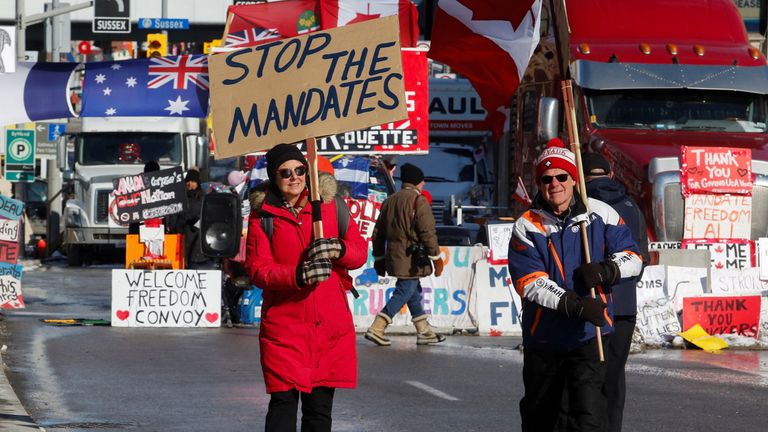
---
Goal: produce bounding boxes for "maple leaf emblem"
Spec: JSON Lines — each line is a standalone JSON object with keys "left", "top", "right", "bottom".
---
{"left": 714, "top": 246, "right": 724, "bottom": 253}
{"left": 714, "top": 262, "right": 724, "bottom": 269}
{"left": 490, "top": 329, "right": 503, "bottom": 337}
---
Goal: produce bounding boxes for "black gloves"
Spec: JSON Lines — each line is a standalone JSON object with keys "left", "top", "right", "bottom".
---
{"left": 557, "top": 291, "right": 607, "bottom": 326}
{"left": 574, "top": 260, "right": 619, "bottom": 289}
{"left": 307, "top": 238, "right": 345, "bottom": 261}
{"left": 374, "top": 259, "right": 386, "bottom": 277}
{"left": 297, "top": 258, "right": 332, "bottom": 286}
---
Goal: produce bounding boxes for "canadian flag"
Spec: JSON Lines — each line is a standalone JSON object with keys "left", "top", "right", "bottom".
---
{"left": 320, "top": 0, "right": 420, "bottom": 47}
{"left": 224, "top": 0, "right": 321, "bottom": 47}
{"left": 512, "top": 176, "right": 532, "bottom": 206}
{"left": 429, "top": 0, "right": 542, "bottom": 138}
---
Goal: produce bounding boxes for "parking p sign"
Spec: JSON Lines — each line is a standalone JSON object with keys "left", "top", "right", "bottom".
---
{"left": 5, "top": 129, "right": 35, "bottom": 182}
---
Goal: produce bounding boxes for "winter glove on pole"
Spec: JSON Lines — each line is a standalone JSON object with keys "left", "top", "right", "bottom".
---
{"left": 297, "top": 258, "right": 332, "bottom": 286}
{"left": 573, "top": 260, "right": 619, "bottom": 289}
{"left": 307, "top": 238, "right": 345, "bottom": 261}
{"left": 557, "top": 291, "right": 607, "bottom": 327}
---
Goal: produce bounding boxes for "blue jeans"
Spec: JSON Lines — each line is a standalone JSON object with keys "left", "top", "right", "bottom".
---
{"left": 380, "top": 278, "right": 425, "bottom": 319}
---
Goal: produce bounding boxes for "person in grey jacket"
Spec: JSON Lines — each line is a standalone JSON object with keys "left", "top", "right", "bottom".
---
{"left": 366, "top": 163, "right": 445, "bottom": 346}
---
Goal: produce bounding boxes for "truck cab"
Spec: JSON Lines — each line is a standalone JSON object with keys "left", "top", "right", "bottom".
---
{"left": 57, "top": 116, "right": 208, "bottom": 265}
{"left": 512, "top": 0, "right": 768, "bottom": 241}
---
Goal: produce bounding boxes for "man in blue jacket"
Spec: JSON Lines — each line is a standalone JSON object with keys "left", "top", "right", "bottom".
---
{"left": 583, "top": 152, "right": 649, "bottom": 432}
{"left": 508, "top": 139, "right": 642, "bottom": 432}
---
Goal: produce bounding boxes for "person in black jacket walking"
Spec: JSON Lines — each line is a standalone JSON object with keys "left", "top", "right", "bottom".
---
{"left": 582, "top": 152, "right": 650, "bottom": 432}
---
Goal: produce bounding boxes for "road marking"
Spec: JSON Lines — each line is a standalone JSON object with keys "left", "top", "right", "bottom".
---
{"left": 405, "top": 380, "right": 460, "bottom": 401}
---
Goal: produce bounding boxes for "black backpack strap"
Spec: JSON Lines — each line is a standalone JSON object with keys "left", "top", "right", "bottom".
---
{"left": 260, "top": 211, "right": 274, "bottom": 240}
{"left": 334, "top": 195, "right": 350, "bottom": 238}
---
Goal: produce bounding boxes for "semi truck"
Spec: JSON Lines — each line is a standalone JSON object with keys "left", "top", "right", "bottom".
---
{"left": 55, "top": 117, "right": 209, "bottom": 266}
{"left": 512, "top": 0, "right": 768, "bottom": 241}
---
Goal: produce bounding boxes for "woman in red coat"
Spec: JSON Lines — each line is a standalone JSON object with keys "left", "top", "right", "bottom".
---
{"left": 244, "top": 144, "right": 367, "bottom": 432}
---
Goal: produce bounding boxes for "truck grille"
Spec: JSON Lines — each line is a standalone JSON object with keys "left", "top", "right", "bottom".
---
{"left": 431, "top": 199, "right": 446, "bottom": 224}
{"left": 96, "top": 190, "right": 111, "bottom": 223}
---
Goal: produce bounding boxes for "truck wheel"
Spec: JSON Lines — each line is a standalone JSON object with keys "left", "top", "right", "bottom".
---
{"left": 67, "top": 244, "right": 84, "bottom": 267}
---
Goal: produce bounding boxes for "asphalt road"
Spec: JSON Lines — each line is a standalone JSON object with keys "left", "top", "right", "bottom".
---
{"left": 1, "top": 263, "right": 767, "bottom": 431}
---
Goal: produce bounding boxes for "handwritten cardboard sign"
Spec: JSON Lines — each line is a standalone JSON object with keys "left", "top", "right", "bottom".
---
{"left": 346, "top": 198, "right": 381, "bottom": 241}
{"left": 0, "top": 240, "right": 20, "bottom": 264}
{"left": 680, "top": 146, "right": 752, "bottom": 196}
{"left": 683, "top": 194, "right": 751, "bottom": 239}
{"left": 636, "top": 296, "right": 681, "bottom": 343}
{"left": 0, "top": 194, "right": 25, "bottom": 221}
{"left": 111, "top": 269, "right": 221, "bottom": 327}
{"left": 487, "top": 223, "right": 515, "bottom": 265}
{"left": 111, "top": 167, "right": 187, "bottom": 225}
{"left": 683, "top": 295, "right": 761, "bottom": 338}
{"left": 682, "top": 239, "right": 755, "bottom": 270}
{"left": 315, "top": 49, "right": 427, "bottom": 154}
{"left": 0, "top": 219, "right": 20, "bottom": 242}
{"left": 0, "top": 262, "right": 24, "bottom": 309}
{"left": 635, "top": 265, "right": 666, "bottom": 306}
{"left": 209, "top": 16, "right": 407, "bottom": 159}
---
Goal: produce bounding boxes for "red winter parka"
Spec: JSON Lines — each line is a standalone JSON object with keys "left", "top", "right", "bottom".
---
{"left": 244, "top": 174, "right": 368, "bottom": 394}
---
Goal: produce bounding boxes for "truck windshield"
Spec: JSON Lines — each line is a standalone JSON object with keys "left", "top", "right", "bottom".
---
{"left": 397, "top": 148, "right": 475, "bottom": 182}
{"left": 586, "top": 89, "right": 767, "bottom": 133}
{"left": 78, "top": 133, "right": 182, "bottom": 165}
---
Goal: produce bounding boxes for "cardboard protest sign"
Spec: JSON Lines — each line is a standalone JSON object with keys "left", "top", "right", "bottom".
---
{"left": 683, "top": 194, "right": 751, "bottom": 239}
{"left": 346, "top": 198, "right": 381, "bottom": 241}
{"left": 635, "top": 265, "right": 666, "bottom": 306}
{"left": 666, "top": 265, "right": 707, "bottom": 312}
{"left": 683, "top": 295, "right": 761, "bottom": 338}
{"left": 0, "top": 194, "right": 25, "bottom": 221}
{"left": 111, "top": 269, "right": 221, "bottom": 327}
{"left": 315, "top": 49, "right": 427, "bottom": 154}
{"left": 710, "top": 267, "right": 767, "bottom": 296}
{"left": 636, "top": 296, "right": 681, "bottom": 343}
{"left": 682, "top": 238, "right": 755, "bottom": 270}
{"left": 487, "top": 223, "right": 515, "bottom": 265}
{"left": 680, "top": 146, "right": 752, "bottom": 196}
{"left": 0, "top": 262, "right": 24, "bottom": 309}
{"left": 0, "top": 240, "right": 20, "bottom": 264}
{"left": 209, "top": 16, "right": 407, "bottom": 159}
{"left": 111, "top": 167, "right": 187, "bottom": 225}
{"left": 0, "top": 219, "right": 20, "bottom": 242}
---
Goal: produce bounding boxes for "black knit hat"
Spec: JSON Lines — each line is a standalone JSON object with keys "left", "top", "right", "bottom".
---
{"left": 400, "top": 163, "right": 424, "bottom": 185}
{"left": 582, "top": 152, "right": 612, "bottom": 176}
{"left": 265, "top": 144, "right": 308, "bottom": 182}
{"left": 184, "top": 169, "right": 201, "bottom": 183}
{"left": 143, "top": 161, "right": 160, "bottom": 173}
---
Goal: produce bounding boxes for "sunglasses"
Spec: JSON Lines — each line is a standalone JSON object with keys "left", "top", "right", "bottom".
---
{"left": 540, "top": 173, "right": 570, "bottom": 184}
{"left": 277, "top": 166, "right": 308, "bottom": 179}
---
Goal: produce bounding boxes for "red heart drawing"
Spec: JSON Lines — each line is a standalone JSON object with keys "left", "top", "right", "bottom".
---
{"left": 205, "top": 313, "right": 219, "bottom": 323}
{"left": 737, "top": 168, "right": 749, "bottom": 177}
{"left": 686, "top": 167, "right": 698, "bottom": 174}
{"left": 116, "top": 310, "right": 130, "bottom": 321}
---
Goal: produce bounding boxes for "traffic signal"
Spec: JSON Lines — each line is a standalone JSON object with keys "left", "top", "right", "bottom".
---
{"left": 146, "top": 33, "right": 168, "bottom": 58}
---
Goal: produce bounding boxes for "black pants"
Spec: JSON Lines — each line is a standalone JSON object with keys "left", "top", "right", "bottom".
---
{"left": 265, "top": 387, "right": 335, "bottom": 432}
{"left": 521, "top": 337, "right": 607, "bottom": 432}
{"left": 603, "top": 316, "right": 635, "bottom": 432}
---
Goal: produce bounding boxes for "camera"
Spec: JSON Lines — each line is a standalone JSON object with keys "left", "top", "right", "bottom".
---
{"left": 406, "top": 243, "right": 431, "bottom": 267}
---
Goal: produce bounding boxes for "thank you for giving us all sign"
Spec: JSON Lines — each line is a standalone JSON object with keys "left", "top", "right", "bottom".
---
{"left": 209, "top": 16, "right": 408, "bottom": 159}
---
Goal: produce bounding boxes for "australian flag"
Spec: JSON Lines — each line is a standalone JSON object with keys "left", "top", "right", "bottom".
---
{"left": 80, "top": 55, "right": 209, "bottom": 118}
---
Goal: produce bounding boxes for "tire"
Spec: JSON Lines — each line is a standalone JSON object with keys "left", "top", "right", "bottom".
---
{"left": 67, "top": 244, "right": 84, "bottom": 267}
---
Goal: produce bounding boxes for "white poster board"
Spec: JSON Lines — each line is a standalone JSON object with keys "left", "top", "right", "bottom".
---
{"left": 709, "top": 267, "right": 767, "bottom": 296}
{"left": 683, "top": 194, "right": 751, "bottom": 239}
{"left": 666, "top": 266, "right": 707, "bottom": 312}
{"left": 474, "top": 259, "right": 523, "bottom": 335}
{"left": 111, "top": 270, "right": 221, "bottom": 327}
{"left": 636, "top": 265, "right": 666, "bottom": 306}
{"left": 637, "top": 296, "right": 681, "bottom": 344}
{"left": 486, "top": 223, "right": 515, "bottom": 264}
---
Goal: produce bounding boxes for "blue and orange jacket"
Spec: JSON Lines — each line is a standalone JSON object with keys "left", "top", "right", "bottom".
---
{"left": 508, "top": 194, "right": 642, "bottom": 352}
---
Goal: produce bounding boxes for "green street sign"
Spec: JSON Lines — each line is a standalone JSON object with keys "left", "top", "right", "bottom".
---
{"left": 5, "top": 129, "right": 36, "bottom": 183}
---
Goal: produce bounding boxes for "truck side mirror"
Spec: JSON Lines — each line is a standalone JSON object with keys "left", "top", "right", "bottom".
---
{"left": 56, "top": 135, "right": 69, "bottom": 172}
{"left": 196, "top": 136, "right": 210, "bottom": 171}
{"left": 537, "top": 97, "right": 560, "bottom": 144}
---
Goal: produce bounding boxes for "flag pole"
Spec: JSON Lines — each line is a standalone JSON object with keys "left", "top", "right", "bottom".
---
{"left": 561, "top": 79, "right": 605, "bottom": 362}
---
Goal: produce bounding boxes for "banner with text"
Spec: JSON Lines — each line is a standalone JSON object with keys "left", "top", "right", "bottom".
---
{"left": 111, "top": 167, "right": 187, "bottom": 225}
{"left": 682, "top": 295, "right": 761, "bottom": 338}
{"left": 0, "top": 262, "right": 24, "bottom": 309}
{"left": 315, "top": 49, "right": 428, "bottom": 154}
{"left": 681, "top": 239, "right": 755, "bottom": 270}
{"left": 210, "top": 16, "right": 407, "bottom": 158}
{"left": 111, "top": 270, "right": 222, "bottom": 327}
{"left": 474, "top": 260, "right": 522, "bottom": 336}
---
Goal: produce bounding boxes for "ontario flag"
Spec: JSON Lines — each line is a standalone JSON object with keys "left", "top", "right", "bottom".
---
{"left": 429, "top": 0, "right": 542, "bottom": 138}
{"left": 320, "top": 0, "right": 419, "bottom": 47}
{"left": 224, "top": 0, "right": 321, "bottom": 48}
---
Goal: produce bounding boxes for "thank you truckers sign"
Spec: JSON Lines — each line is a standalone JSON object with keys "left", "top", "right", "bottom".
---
{"left": 209, "top": 16, "right": 408, "bottom": 158}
